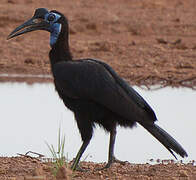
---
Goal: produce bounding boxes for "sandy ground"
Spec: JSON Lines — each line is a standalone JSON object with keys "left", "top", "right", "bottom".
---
{"left": 1, "top": 0, "right": 196, "bottom": 88}
{"left": 0, "top": 156, "right": 195, "bottom": 180}
{"left": 0, "top": 0, "right": 196, "bottom": 179}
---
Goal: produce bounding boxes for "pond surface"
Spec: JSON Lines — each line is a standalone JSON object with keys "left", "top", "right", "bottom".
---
{"left": 0, "top": 83, "right": 195, "bottom": 163}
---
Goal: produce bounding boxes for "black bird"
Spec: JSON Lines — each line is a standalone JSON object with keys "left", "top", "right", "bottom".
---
{"left": 7, "top": 8, "right": 188, "bottom": 171}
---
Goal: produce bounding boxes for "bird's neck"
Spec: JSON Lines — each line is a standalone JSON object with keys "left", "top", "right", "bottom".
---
{"left": 49, "top": 35, "right": 72, "bottom": 66}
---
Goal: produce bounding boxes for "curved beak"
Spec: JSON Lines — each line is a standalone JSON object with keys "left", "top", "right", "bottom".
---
{"left": 7, "top": 17, "right": 50, "bottom": 40}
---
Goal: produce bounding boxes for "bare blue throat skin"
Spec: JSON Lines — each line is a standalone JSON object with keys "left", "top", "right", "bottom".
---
{"left": 44, "top": 12, "right": 62, "bottom": 47}
{"left": 50, "top": 23, "right": 62, "bottom": 47}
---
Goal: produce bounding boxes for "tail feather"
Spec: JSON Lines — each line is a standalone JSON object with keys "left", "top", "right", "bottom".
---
{"left": 140, "top": 123, "right": 188, "bottom": 159}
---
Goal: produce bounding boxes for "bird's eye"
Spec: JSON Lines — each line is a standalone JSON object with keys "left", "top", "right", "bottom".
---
{"left": 47, "top": 14, "right": 55, "bottom": 22}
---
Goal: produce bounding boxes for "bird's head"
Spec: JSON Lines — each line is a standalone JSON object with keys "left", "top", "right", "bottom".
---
{"left": 7, "top": 8, "right": 68, "bottom": 47}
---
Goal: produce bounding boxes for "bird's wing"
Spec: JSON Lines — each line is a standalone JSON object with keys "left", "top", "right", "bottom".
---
{"left": 53, "top": 59, "right": 157, "bottom": 123}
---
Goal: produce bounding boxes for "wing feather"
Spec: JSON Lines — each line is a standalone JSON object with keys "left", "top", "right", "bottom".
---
{"left": 53, "top": 59, "right": 157, "bottom": 123}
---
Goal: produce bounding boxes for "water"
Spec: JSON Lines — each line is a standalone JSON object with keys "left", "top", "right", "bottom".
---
{"left": 0, "top": 82, "right": 195, "bottom": 163}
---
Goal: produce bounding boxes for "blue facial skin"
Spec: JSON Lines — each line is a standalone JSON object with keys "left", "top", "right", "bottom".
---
{"left": 44, "top": 12, "right": 62, "bottom": 47}
{"left": 50, "top": 23, "right": 62, "bottom": 47}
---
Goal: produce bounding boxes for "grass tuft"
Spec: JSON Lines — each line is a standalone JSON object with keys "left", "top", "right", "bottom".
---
{"left": 46, "top": 127, "right": 67, "bottom": 176}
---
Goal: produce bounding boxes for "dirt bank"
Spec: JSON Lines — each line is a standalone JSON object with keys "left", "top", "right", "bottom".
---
{"left": 1, "top": 0, "right": 196, "bottom": 88}
{"left": 0, "top": 156, "right": 195, "bottom": 180}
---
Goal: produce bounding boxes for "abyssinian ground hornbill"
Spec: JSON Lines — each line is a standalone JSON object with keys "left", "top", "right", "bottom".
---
{"left": 7, "top": 8, "right": 188, "bottom": 171}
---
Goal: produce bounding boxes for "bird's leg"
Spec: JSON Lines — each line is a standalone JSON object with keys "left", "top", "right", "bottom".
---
{"left": 71, "top": 139, "right": 90, "bottom": 171}
{"left": 95, "top": 126, "right": 117, "bottom": 170}
{"left": 106, "top": 126, "right": 117, "bottom": 168}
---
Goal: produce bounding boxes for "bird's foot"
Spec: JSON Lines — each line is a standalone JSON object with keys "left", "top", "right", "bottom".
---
{"left": 71, "top": 160, "right": 90, "bottom": 172}
{"left": 95, "top": 156, "right": 128, "bottom": 171}
{"left": 113, "top": 157, "right": 128, "bottom": 165}
{"left": 94, "top": 162, "right": 112, "bottom": 171}
{"left": 71, "top": 164, "right": 89, "bottom": 172}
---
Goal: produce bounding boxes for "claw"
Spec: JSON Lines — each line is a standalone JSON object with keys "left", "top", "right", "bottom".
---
{"left": 95, "top": 163, "right": 111, "bottom": 171}
{"left": 113, "top": 157, "right": 128, "bottom": 165}
{"left": 72, "top": 165, "right": 89, "bottom": 172}
{"left": 71, "top": 162, "right": 90, "bottom": 172}
{"left": 95, "top": 156, "right": 128, "bottom": 171}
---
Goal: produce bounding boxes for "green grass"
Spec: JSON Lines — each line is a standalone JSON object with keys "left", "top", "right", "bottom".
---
{"left": 46, "top": 127, "right": 67, "bottom": 176}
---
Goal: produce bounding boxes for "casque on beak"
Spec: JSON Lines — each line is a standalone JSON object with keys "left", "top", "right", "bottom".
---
{"left": 7, "top": 16, "right": 50, "bottom": 40}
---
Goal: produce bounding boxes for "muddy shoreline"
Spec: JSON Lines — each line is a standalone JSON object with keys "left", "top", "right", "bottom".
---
{"left": 1, "top": 0, "right": 196, "bottom": 89}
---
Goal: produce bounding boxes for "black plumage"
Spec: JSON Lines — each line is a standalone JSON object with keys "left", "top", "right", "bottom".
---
{"left": 8, "top": 8, "right": 188, "bottom": 171}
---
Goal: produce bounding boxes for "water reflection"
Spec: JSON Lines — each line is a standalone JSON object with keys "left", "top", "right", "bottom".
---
{"left": 0, "top": 82, "right": 195, "bottom": 163}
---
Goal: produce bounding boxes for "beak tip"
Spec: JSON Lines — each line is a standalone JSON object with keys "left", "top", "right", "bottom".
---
{"left": 7, "top": 34, "right": 13, "bottom": 40}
